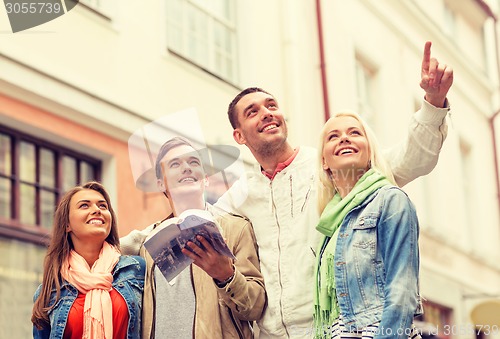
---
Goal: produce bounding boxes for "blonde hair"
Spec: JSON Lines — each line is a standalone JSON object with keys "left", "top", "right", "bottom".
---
{"left": 317, "top": 111, "right": 396, "bottom": 213}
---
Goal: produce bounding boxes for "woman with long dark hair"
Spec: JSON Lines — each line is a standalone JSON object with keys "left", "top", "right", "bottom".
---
{"left": 32, "top": 181, "right": 145, "bottom": 339}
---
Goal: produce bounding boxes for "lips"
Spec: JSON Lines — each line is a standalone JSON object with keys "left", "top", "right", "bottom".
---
{"left": 335, "top": 147, "right": 358, "bottom": 156}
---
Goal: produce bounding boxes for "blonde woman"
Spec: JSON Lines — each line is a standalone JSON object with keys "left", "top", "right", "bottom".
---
{"left": 314, "top": 112, "right": 422, "bottom": 339}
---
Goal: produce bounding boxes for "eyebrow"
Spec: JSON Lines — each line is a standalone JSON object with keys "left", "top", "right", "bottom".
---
{"left": 77, "top": 199, "right": 107, "bottom": 204}
{"left": 242, "top": 98, "right": 276, "bottom": 115}
{"left": 242, "top": 102, "right": 256, "bottom": 115}
{"left": 326, "top": 126, "right": 362, "bottom": 134}
{"left": 166, "top": 155, "right": 201, "bottom": 165}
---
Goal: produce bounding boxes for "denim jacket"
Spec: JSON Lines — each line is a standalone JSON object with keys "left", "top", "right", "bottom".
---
{"left": 333, "top": 186, "right": 422, "bottom": 338}
{"left": 33, "top": 255, "right": 145, "bottom": 339}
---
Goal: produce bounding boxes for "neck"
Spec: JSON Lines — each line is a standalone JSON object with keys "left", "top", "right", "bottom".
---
{"left": 254, "top": 142, "right": 295, "bottom": 176}
{"left": 169, "top": 194, "right": 206, "bottom": 217}
{"left": 73, "top": 242, "right": 104, "bottom": 268}
{"left": 332, "top": 169, "right": 366, "bottom": 198}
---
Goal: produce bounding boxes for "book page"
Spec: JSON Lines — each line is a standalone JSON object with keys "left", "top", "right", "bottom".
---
{"left": 144, "top": 209, "right": 235, "bottom": 282}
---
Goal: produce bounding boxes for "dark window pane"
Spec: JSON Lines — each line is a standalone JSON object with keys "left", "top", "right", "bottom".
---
{"left": 40, "top": 149, "right": 55, "bottom": 188}
{"left": 0, "top": 128, "right": 101, "bottom": 233}
{"left": 0, "top": 178, "right": 11, "bottom": 219}
{"left": 19, "top": 184, "right": 35, "bottom": 225}
{"left": 0, "top": 134, "right": 11, "bottom": 175}
{"left": 19, "top": 142, "right": 35, "bottom": 183}
{"left": 62, "top": 156, "right": 76, "bottom": 192}
{"left": 40, "top": 190, "right": 55, "bottom": 229}
{"left": 80, "top": 161, "right": 95, "bottom": 183}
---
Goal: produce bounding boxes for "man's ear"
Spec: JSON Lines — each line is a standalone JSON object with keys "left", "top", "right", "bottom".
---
{"left": 157, "top": 179, "right": 166, "bottom": 192}
{"left": 204, "top": 175, "right": 209, "bottom": 187}
{"left": 233, "top": 129, "right": 246, "bottom": 145}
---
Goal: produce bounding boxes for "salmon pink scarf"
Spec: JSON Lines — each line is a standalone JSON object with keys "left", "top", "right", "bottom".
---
{"left": 61, "top": 241, "right": 121, "bottom": 339}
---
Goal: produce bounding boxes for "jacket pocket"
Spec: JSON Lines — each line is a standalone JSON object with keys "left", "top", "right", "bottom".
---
{"left": 352, "top": 215, "right": 377, "bottom": 251}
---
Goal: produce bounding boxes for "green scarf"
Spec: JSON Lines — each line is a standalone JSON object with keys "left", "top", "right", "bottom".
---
{"left": 313, "top": 169, "right": 392, "bottom": 337}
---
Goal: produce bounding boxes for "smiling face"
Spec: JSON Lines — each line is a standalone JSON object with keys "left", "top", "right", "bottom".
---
{"left": 66, "top": 189, "right": 112, "bottom": 248}
{"left": 321, "top": 115, "right": 371, "bottom": 180}
{"left": 157, "top": 144, "right": 207, "bottom": 200}
{"left": 232, "top": 91, "right": 289, "bottom": 157}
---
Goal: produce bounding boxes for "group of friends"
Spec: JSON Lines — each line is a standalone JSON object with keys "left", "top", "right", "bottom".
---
{"left": 31, "top": 41, "right": 453, "bottom": 338}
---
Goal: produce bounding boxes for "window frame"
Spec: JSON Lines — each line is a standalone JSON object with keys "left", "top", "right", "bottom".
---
{"left": 165, "top": 0, "right": 239, "bottom": 85}
{"left": 354, "top": 56, "right": 378, "bottom": 126}
{"left": 77, "top": 0, "right": 112, "bottom": 20}
{"left": 416, "top": 299, "right": 453, "bottom": 339}
{"left": 0, "top": 125, "right": 101, "bottom": 244}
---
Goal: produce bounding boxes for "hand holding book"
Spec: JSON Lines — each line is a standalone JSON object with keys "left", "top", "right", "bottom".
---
{"left": 183, "top": 235, "right": 235, "bottom": 283}
{"left": 143, "top": 209, "right": 236, "bottom": 282}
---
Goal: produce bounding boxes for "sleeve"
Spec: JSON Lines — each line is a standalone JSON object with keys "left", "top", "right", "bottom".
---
{"left": 215, "top": 218, "right": 266, "bottom": 321}
{"left": 214, "top": 175, "right": 247, "bottom": 216}
{"left": 32, "top": 285, "right": 50, "bottom": 339}
{"left": 384, "top": 99, "right": 450, "bottom": 187}
{"left": 132, "top": 255, "right": 147, "bottom": 279}
{"left": 33, "top": 324, "right": 50, "bottom": 339}
{"left": 119, "top": 224, "right": 155, "bottom": 255}
{"left": 376, "top": 188, "right": 420, "bottom": 339}
{"left": 33, "top": 284, "right": 42, "bottom": 302}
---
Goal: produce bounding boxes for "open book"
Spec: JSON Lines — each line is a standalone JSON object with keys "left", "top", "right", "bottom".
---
{"left": 144, "top": 209, "right": 236, "bottom": 282}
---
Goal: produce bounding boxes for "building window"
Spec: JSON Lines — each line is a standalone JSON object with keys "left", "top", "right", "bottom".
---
{"left": 166, "top": 0, "right": 238, "bottom": 84}
{"left": 79, "top": 0, "right": 99, "bottom": 7}
{"left": 355, "top": 57, "right": 377, "bottom": 126}
{"left": 78, "top": 0, "right": 112, "bottom": 17}
{"left": 443, "top": 3, "right": 456, "bottom": 38}
{"left": 416, "top": 300, "right": 453, "bottom": 339}
{"left": 0, "top": 126, "right": 101, "bottom": 241}
{"left": 79, "top": 0, "right": 107, "bottom": 11}
{"left": 459, "top": 138, "right": 472, "bottom": 233}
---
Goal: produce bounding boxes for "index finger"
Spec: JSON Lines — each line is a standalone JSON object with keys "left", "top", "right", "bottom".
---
{"left": 422, "top": 41, "right": 432, "bottom": 71}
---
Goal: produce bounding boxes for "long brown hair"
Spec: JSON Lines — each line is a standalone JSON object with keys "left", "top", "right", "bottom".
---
{"left": 31, "top": 181, "right": 120, "bottom": 329}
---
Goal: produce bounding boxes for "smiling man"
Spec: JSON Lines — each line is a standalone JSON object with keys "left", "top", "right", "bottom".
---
{"left": 231, "top": 92, "right": 291, "bottom": 170}
{"left": 121, "top": 136, "right": 266, "bottom": 338}
{"left": 215, "top": 41, "right": 453, "bottom": 338}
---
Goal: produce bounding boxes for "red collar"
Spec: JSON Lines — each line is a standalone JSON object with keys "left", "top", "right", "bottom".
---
{"left": 262, "top": 147, "right": 300, "bottom": 180}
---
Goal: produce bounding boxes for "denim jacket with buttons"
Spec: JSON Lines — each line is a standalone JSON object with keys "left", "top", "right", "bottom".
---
{"left": 33, "top": 255, "right": 145, "bottom": 339}
{"left": 333, "top": 186, "right": 422, "bottom": 337}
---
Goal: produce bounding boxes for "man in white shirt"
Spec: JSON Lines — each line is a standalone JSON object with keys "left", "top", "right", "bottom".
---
{"left": 215, "top": 41, "right": 453, "bottom": 338}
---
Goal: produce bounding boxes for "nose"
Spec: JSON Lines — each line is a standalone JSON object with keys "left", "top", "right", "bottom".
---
{"left": 339, "top": 133, "right": 350, "bottom": 144}
{"left": 180, "top": 161, "right": 193, "bottom": 173}
{"left": 260, "top": 107, "right": 274, "bottom": 120}
{"left": 91, "top": 204, "right": 102, "bottom": 215}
